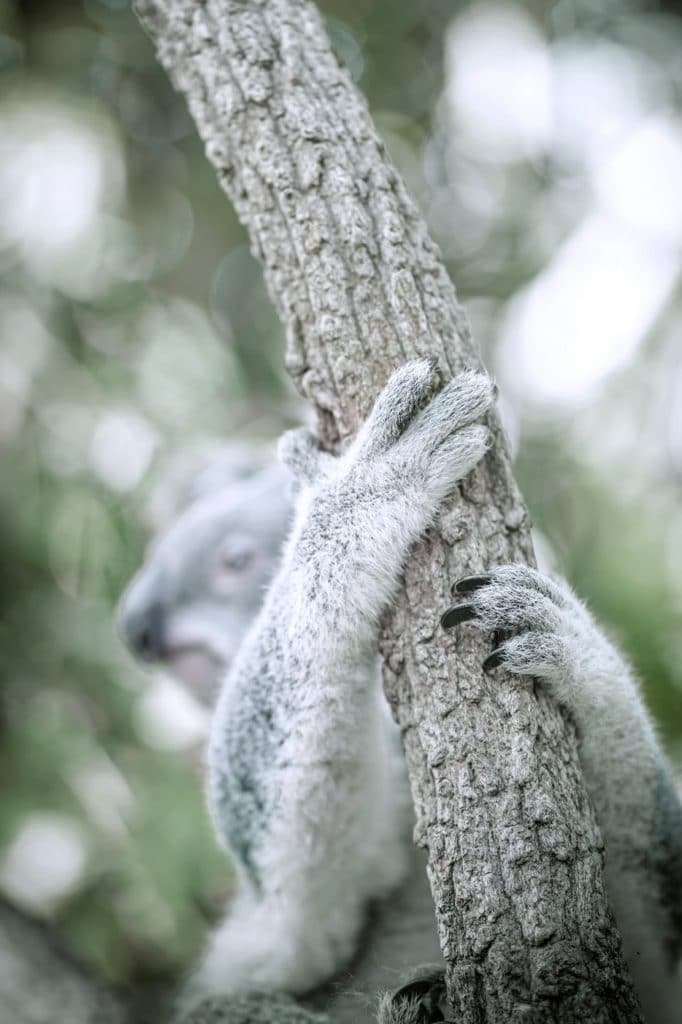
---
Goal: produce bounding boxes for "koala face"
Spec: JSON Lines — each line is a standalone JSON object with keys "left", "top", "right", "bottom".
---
{"left": 118, "top": 463, "right": 292, "bottom": 703}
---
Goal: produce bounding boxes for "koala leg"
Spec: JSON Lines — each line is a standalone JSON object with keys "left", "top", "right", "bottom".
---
{"left": 188, "top": 362, "right": 495, "bottom": 1005}
{"left": 443, "top": 564, "right": 682, "bottom": 1024}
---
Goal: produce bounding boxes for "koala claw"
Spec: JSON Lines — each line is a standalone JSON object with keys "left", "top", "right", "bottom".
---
{"left": 441, "top": 590, "right": 508, "bottom": 672}
{"left": 379, "top": 965, "right": 450, "bottom": 1024}
{"left": 451, "top": 573, "right": 493, "bottom": 596}
{"left": 482, "top": 647, "right": 505, "bottom": 672}
{"left": 440, "top": 602, "right": 477, "bottom": 629}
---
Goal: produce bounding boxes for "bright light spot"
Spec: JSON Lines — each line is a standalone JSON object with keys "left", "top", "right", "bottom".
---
{"left": 550, "top": 40, "right": 655, "bottom": 175}
{"left": 134, "top": 674, "right": 209, "bottom": 751}
{"left": 446, "top": 4, "right": 551, "bottom": 161}
{"left": 596, "top": 114, "right": 682, "bottom": 245}
{"left": 0, "top": 98, "right": 124, "bottom": 266}
{"left": 67, "top": 753, "right": 135, "bottom": 837}
{"left": 498, "top": 211, "right": 678, "bottom": 405}
{"left": 2, "top": 127, "right": 95, "bottom": 247}
{"left": 0, "top": 814, "right": 88, "bottom": 913}
{"left": 90, "top": 409, "right": 159, "bottom": 493}
{"left": 40, "top": 402, "right": 94, "bottom": 477}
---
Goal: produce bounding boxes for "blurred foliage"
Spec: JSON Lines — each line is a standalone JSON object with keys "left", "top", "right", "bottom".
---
{"left": 0, "top": 0, "right": 681, "bottom": 992}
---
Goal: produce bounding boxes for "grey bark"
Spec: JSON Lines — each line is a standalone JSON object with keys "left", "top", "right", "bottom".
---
{"left": 133, "top": 1, "right": 643, "bottom": 1022}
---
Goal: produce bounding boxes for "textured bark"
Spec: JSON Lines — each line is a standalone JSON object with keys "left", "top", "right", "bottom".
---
{"left": 134, "top": 1, "right": 643, "bottom": 1021}
{"left": 0, "top": 898, "right": 128, "bottom": 1024}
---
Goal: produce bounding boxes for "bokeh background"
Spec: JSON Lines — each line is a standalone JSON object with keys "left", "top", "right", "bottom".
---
{"left": 1, "top": 0, "right": 681, "bottom": 995}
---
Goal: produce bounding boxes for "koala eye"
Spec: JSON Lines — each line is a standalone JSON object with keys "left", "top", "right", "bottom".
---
{"left": 218, "top": 537, "right": 255, "bottom": 573}
{"left": 222, "top": 549, "right": 252, "bottom": 571}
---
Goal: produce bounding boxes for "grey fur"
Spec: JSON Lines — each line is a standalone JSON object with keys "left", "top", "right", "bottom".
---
{"left": 445, "top": 563, "right": 682, "bottom": 1023}
{"left": 377, "top": 964, "right": 448, "bottom": 1024}
{"left": 121, "top": 371, "right": 681, "bottom": 1024}
{"left": 119, "top": 459, "right": 292, "bottom": 705}
{"left": 189, "top": 362, "right": 493, "bottom": 1006}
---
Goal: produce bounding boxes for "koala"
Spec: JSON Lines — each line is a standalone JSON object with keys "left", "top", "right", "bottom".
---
{"left": 181, "top": 361, "right": 493, "bottom": 1011}
{"left": 119, "top": 456, "right": 293, "bottom": 706}
{"left": 120, "top": 360, "right": 681, "bottom": 1024}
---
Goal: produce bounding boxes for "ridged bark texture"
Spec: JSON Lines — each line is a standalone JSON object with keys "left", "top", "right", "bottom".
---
{"left": 134, "top": 1, "right": 643, "bottom": 1021}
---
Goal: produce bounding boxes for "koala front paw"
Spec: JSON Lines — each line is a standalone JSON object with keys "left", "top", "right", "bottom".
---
{"left": 441, "top": 565, "right": 586, "bottom": 681}
{"left": 347, "top": 358, "right": 495, "bottom": 507}
{"left": 285, "top": 361, "right": 496, "bottom": 625}
{"left": 278, "top": 427, "right": 335, "bottom": 486}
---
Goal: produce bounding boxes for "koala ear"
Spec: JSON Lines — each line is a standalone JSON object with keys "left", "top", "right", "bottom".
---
{"left": 277, "top": 428, "right": 333, "bottom": 485}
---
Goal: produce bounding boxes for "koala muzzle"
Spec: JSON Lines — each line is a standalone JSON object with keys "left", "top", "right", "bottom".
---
{"left": 120, "top": 600, "right": 167, "bottom": 662}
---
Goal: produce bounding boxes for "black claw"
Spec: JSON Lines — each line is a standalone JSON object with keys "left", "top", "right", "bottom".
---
{"left": 492, "top": 382, "right": 500, "bottom": 400}
{"left": 451, "top": 573, "right": 492, "bottom": 596}
{"left": 483, "top": 648, "right": 505, "bottom": 673}
{"left": 441, "top": 603, "right": 478, "bottom": 629}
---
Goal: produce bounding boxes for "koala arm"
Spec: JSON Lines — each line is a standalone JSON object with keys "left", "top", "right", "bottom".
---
{"left": 186, "top": 360, "right": 494, "bottom": 1007}
{"left": 443, "top": 566, "right": 682, "bottom": 1024}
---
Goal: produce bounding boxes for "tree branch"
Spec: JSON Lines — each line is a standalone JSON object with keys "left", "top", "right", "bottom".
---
{"left": 134, "top": 1, "right": 643, "bottom": 1020}
{"left": 0, "top": 898, "right": 128, "bottom": 1024}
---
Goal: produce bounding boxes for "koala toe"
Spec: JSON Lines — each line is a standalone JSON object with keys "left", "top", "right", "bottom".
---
{"left": 407, "top": 370, "right": 496, "bottom": 454}
{"left": 358, "top": 357, "right": 442, "bottom": 459}
{"left": 426, "top": 424, "right": 492, "bottom": 502}
{"left": 483, "top": 632, "right": 570, "bottom": 679}
{"left": 278, "top": 428, "right": 334, "bottom": 485}
{"left": 442, "top": 580, "right": 562, "bottom": 634}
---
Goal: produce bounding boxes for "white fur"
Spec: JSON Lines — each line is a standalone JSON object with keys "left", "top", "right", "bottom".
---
{"left": 121, "top": 364, "right": 681, "bottom": 1023}
{"left": 189, "top": 362, "right": 494, "bottom": 1004}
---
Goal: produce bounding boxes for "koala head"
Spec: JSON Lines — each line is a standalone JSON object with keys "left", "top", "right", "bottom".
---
{"left": 118, "top": 458, "right": 292, "bottom": 704}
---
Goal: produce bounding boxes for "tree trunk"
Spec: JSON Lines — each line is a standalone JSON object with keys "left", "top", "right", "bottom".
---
{"left": 133, "top": 1, "right": 643, "bottom": 1021}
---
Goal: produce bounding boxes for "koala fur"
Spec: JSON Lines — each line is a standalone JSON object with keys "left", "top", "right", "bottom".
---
{"left": 183, "top": 362, "right": 492, "bottom": 1009}
{"left": 119, "top": 458, "right": 293, "bottom": 705}
{"left": 442, "top": 565, "right": 682, "bottom": 1023}
{"left": 121, "top": 361, "right": 681, "bottom": 1024}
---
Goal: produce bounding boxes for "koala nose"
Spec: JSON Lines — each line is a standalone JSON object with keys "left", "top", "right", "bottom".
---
{"left": 121, "top": 601, "right": 167, "bottom": 662}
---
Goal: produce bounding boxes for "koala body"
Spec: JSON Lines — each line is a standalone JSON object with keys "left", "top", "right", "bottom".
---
{"left": 188, "top": 362, "right": 493, "bottom": 1006}
{"left": 120, "top": 362, "right": 681, "bottom": 1024}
